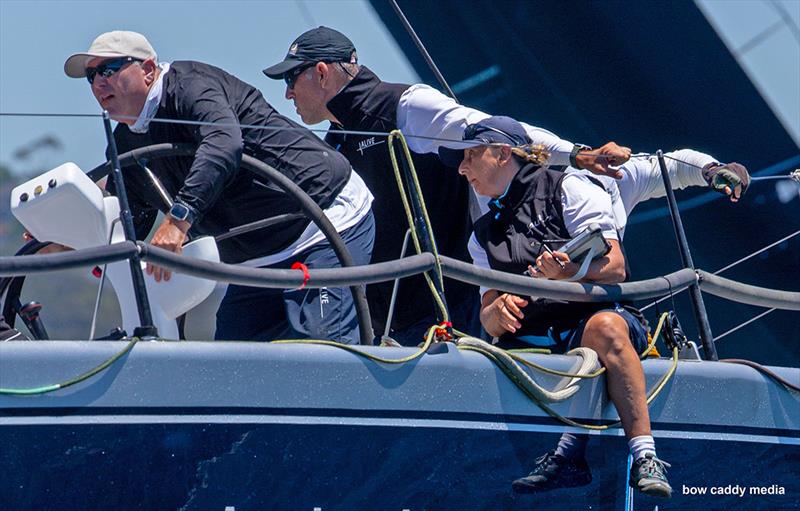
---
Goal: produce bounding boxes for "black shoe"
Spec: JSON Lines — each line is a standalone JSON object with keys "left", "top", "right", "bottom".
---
{"left": 630, "top": 453, "right": 672, "bottom": 498}
{"left": 512, "top": 451, "right": 592, "bottom": 493}
{"left": 0, "top": 327, "right": 30, "bottom": 341}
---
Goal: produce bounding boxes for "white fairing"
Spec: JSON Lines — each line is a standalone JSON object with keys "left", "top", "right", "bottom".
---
{"left": 10, "top": 162, "right": 219, "bottom": 340}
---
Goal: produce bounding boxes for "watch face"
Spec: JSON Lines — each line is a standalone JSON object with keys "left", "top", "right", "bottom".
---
{"left": 170, "top": 203, "right": 190, "bottom": 221}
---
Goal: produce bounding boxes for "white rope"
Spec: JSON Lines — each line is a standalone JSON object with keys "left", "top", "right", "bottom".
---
{"left": 456, "top": 336, "right": 600, "bottom": 402}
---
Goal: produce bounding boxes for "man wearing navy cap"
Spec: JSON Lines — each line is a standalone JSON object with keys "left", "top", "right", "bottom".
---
{"left": 440, "top": 116, "right": 673, "bottom": 499}
{"left": 263, "top": 27, "right": 750, "bottom": 345}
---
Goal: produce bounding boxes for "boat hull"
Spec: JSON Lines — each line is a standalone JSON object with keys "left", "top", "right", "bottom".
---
{"left": 1, "top": 341, "right": 798, "bottom": 510}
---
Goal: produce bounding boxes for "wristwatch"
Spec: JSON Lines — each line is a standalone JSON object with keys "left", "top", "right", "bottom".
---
{"left": 168, "top": 201, "right": 195, "bottom": 224}
{"left": 569, "top": 144, "right": 592, "bottom": 169}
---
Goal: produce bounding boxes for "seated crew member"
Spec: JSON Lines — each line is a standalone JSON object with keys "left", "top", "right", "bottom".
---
{"left": 63, "top": 31, "right": 375, "bottom": 344}
{"left": 439, "top": 116, "right": 673, "bottom": 498}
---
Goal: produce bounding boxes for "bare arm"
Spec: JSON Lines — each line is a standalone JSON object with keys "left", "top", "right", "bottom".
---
{"left": 532, "top": 239, "right": 626, "bottom": 284}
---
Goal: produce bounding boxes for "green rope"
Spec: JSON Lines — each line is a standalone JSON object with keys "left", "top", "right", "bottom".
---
{"left": 271, "top": 324, "right": 438, "bottom": 364}
{"left": 0, "top": 337, "right": 139, "bottom": 395}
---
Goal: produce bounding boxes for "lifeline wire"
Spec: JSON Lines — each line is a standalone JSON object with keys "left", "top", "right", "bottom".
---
{"left": 640, "top": 228, "right": 800, "bottom": 312}
{"left": 6, "top": 110, "right": 800, "bottom": 182}
{"left": 7, "top": 110, "right": 800, "bottom": 186}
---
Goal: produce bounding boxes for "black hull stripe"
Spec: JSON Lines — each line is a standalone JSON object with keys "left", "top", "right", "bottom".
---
{"left": 1, "top": 406, "right": 797, "bottom": 438}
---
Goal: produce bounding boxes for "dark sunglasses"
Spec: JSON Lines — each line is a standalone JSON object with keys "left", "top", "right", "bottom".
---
{"left": 86, "top": 57, "right": 141, "bottom": 84}
{"left": 284, "top": 63, "right": 315, "bottom": 89}
{"left": 464, "top": 124, "right": 527, "bottom": 146}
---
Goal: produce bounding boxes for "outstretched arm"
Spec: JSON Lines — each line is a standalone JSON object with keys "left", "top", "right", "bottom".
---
{"left": 396, "top": 85, "right": 632, "bottom": 179}
{"left": 615, "top": 149, "right": 749, "bottom": 216}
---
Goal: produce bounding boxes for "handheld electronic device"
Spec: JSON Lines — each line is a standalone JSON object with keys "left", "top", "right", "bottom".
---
{"left": 559, "top": 223, "right": 610, "bottom": 264}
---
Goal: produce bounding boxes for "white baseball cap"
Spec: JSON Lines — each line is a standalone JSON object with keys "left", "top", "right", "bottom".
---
{"left": 64, "top": 31, "right": 157, "bottom": 78}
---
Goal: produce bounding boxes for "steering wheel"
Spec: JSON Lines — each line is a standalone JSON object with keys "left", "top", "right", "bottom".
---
{"left": 2, "top": 143, "right": 374, "bottom": 344}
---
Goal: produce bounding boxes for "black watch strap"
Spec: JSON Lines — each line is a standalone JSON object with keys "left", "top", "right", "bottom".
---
{"left": 169, "top": 201, "right": 196, "bottom": 224}
{"left": 570, "top": 144, "right": 591, "bottom": 169}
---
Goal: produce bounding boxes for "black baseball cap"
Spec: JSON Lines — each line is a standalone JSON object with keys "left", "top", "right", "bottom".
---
{"left": 263, "top": 26, "right": 356, "bottom": 79}
{"left": 438, "top": 116, "right": 531, "bottom": 168}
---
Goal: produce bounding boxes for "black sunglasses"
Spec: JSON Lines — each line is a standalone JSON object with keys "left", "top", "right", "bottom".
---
{"left": 284, "top": 63, "right": 315, "bottom": 89}
{"left": 86, "top": 57, "right": 141, "bottom": 84}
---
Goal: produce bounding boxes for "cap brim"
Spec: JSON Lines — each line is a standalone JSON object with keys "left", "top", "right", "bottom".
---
{"left": 64, "top": 51, "right": 128, "bottom": 78}
{"left": 437, "top": 140, "right": 485, "bottom": 168}
{"left": 262, "top": 58, "right": 309, "bottom": 79}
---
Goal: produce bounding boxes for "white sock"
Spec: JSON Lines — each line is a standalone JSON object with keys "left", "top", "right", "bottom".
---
{"left": 628, "top": 435, "right": 656, "bottom": 460}
{"left": 554, "top": 433, "right": 589, "bottom": 460}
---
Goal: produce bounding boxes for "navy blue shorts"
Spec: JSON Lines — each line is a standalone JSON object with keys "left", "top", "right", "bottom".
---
{"left": 215, "top": 211, "right": 375, "bottom": 344}
{"left": 562, "top": 305, "right": 649, "bottom": 355}
{"left": 512, "top": 304, "right": 649, "bottom": 355}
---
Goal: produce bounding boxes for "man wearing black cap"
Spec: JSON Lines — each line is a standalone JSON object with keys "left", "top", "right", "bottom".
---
{"left": 263, "top": 27, "right": 751, "bottom": 345}
{"left": 264, "top": 26, "right": 481, "bottom": 344}
{"left": 439, "top": 116, "right": 673, "bottom": 499}
{"left": 64, "top": 31, "right": 376, "bottom": 344}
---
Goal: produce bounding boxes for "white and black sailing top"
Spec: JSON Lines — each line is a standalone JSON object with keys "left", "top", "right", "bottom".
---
{"left": 471, "top": 163, "right": 621, "bottom": 338}
{"left": 108, "top": 60, "right": 372, "bottom": 266}
{"left": 395, "top": 83, "right": 718, "bottom": 236}
{"left": 324, "top": 66, "right": 476, "bottom": 332}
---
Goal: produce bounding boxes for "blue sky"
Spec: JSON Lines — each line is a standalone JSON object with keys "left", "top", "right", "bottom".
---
{"left": 697, "top": 0, "right": 799, "bottom": 147}
{"left": 0, "top": 0, "right": 419, "bottom": 175}
{"left": 1, "top": 1, "right": 797, "bottom": 177}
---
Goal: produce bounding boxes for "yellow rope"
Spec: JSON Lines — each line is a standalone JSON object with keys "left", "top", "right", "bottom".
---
{"left": 270, "top": 324, "right": 438, "bottom": 364}
{"left": 454, "top": 312, "right": 678, "bottom": 429}
{"left": 386, "top": 130, "right": 449, "bottom": 323}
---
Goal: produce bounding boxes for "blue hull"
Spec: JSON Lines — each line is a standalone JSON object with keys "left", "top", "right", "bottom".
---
{"left": 1, "top": 341, "right": 798, "bottom": 510}
{"left": 3, "top": 421, "right": 799, "bottom": 510}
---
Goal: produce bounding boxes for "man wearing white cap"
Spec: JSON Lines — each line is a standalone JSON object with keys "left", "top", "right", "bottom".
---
{"left": 64, "top": 31, "right": 376, "bottom": 344}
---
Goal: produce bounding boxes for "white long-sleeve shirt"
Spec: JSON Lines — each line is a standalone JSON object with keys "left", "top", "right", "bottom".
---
{"left": 395, "top": 84, "right": 719, "bottom": 297}
{"left": 396, "top": 84, "right": 717, "bottom": 237}
{"left": 397, "top": 84, "right": 573, "bottom": 164}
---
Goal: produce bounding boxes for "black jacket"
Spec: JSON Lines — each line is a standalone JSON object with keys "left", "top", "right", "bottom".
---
{"left": 108, "top": 61, "right": 352, "bottom": 264}
{"left": 324, "top": 67, "right": 476, "bottom": 332}
{"left": 474, "top": 163, "right": 617, "bottom": 338}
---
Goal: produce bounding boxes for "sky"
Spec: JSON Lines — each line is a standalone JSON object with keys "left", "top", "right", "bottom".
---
{"left": 1, "top": 0, "right": 797, "bottom": 177}
{"left": 697, "top": 0, "right": 800, "bottom": 147}
{"left": 0, "top": 0, "right": 419, "bottom": 175}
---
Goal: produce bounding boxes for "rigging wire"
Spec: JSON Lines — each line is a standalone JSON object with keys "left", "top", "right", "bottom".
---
{"left": 640, "top": 228, "right": 800, "bottom": 313}
{"left": 3, "top": 111, "right": 800, "bottom": 184}
{"left": 714, "top": 308, "right": 777, "bottom": 342}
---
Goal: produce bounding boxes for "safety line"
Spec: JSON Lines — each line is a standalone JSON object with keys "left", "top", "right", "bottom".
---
{"left": 640, "top": 228, "right": 800, "bottom": 312}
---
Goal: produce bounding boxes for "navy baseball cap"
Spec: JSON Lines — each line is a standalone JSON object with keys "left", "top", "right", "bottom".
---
{"left": 263, "top": 26, "right": 356, "bottom": 78}
{"left": 438, "top": 116, "right": 531, "bottom": 168}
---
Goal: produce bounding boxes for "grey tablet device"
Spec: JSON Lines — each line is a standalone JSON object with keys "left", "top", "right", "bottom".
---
{"left": 559, "top": 223, "right": 611, "bottom": 263}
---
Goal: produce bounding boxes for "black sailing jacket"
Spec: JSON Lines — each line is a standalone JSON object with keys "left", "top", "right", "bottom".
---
{"left": 324, "top": 67, "right": 476, "bottom": 332}
{"left": 473, "top": 163, "right": 618, "bottom": 339}
{"left": 108, "top": 61, "right": 353, "bottom": 264}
